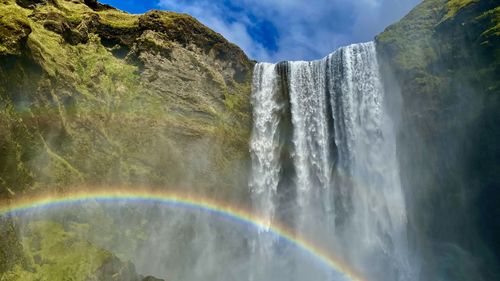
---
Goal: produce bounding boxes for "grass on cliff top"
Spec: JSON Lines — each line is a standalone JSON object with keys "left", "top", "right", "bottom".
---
{"left": 444, "top": 0, "right": 478, "bottom": 20}
{"left": 38, "top": 0, "right": 137, "bottom": 30}
{"left": 376, "top": 0, "right": 444, "bottom": 70}
{"left": 1, "top": 221, "right": 111, "bottom": 281}
{"left": 98, "top": 9, "right": 139, "bottom": 29}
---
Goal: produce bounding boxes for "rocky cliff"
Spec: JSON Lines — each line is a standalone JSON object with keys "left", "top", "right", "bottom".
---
{"left": 0, "top": 0, "right": 254, "bottom": 199}
{"left": 0, "top": 0, "right": 253, "bottom": 278}
{"left": 376, "top": 0, "right": 499, "bottom": 279}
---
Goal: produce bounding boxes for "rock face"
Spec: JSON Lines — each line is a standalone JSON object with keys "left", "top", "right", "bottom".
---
{"left": 0, "top": 0, "right": 254, "bottom": 199}
{"left": 376, "top": 0, "right": 500, "bottom": 280}
{"left": 0, "top": 0, "right": 253, "bottom": 278}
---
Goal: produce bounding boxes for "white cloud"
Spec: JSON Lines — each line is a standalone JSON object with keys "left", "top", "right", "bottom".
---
{"left": 158, "top": 0, "right": 421, "bottom": 62}
{"left": 158, "top": 0, "right": 271, "bottom": 60}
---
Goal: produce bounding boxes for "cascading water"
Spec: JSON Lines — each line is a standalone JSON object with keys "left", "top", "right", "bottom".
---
{"left": 250, "top": 42, "right": 416, "bottom": 281}
{"left": 249, "top": 62, "right": 282, "bottom": 230}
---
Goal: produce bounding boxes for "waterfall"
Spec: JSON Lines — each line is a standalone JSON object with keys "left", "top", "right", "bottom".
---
{"left": 250, "top": 42, "right": 415, "bottom": 281}
{"left": 249, "top": 63, "right": 282, "bottom": 229}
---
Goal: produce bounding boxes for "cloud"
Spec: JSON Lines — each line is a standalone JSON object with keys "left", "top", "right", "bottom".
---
{"left": 158, "top": 0, "right": 421, "bottom": 62}
{"left": 157, "top": 0, "right": 272, "bottom": 61}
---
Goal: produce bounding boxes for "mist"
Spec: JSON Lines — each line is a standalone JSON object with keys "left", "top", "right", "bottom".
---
{"left": 1, "top": 0, "right": 499, "bottom": 279}
{"left": 8, "top": 198, "right": 351, "bottom": 281}
{"left": 3, "top": 35, "right": 498, "bottom": 280}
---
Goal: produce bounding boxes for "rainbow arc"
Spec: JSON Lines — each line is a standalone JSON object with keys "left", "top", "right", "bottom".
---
{"left": 0, "top": 187, "right": 366, "bottom": 281}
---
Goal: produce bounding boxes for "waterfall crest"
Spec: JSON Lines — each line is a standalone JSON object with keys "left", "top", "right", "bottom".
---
{"left": 250, "top": 42, "right": 415, "bottom": 281}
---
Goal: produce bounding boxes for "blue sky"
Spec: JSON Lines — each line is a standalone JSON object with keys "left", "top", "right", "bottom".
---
{"left": 100, "top": 0, "right": 421, "bottom": 62}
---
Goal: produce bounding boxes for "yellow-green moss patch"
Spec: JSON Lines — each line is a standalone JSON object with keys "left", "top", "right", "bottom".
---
{"left": 1, "top": 221, "right": 111, "bottom": 281}
{"left": 444, "top": 0, "right": 478, "bottom": 20}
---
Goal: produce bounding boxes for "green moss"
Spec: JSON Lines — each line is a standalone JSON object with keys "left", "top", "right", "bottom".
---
{"left": 0, "top": 0, "right": 254, "bottom": 276}
{"left": 444, "top": 0, "right": 478, "bottom": 19}
{"left": 143, "top": 10, "right": 191, "bottom": 28}
{"left": 0, "top": 0, "right": 253, "bottom": 203}
{"left": 1, "top": 221, "right": 111, "bottom": 281}
{"left": 0, "top": 219, "right": 26, "bottom": 275}
{"left": 98, "top": 10, "right": 139, "bottom": 29}
{"left": 376, "top": 0, "right": 445, "bottom": 70}
{"left": 0, "top": 103, "right": 37, "bottom": 197}
{"left": 56, "top": 0, "right": 91, "bottom": 20}
{"left": 72, "top": 34, "right": 139, "bottom": 94}
{"left": 0, "top": 4, "right": 31, "bottom": 55}
{"left": 27, "top": 26, "right": 74, "bottom": 77}
{"left": 221, "top": 82, "right": 252, "bottom": 149}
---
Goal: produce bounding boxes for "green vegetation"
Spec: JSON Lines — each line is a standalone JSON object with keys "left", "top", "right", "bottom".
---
{"left": 444, "top": 0, "right": 478, "bottom": 19}
{"left": 0, "top": 219, "right": 25, "bottom": 275}
{"left": 0, "top": 4, "right": 31, "bottom": 55}
{"left": 376, "top": 0, "right": 499, "bottom": 102}
{"left": 1, "top": 221, "right": 110, "bottom": 280}
{"left": 0, "top": 0, "right": 253, "bottom": 277}
{"left": 0, "top": 0, "right": 253, "bottom": 197}
{"left": 0, "top": 219, "right": 152, "bottom": 281}
{"left": 376, "top": 0, "right": 443, "bottom": 70}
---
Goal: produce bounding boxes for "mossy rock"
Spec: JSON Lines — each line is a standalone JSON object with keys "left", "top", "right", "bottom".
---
{"left": 376, "top": 0, "right": 500, "bottom": 279}
{"left": 0, "top": 4, "right": 32, "bottom": 55}
{"left": 0, "top": 220, "right": 162, "bottom": 281}
{"left": 0, "top": 0, "right": 255, "bottom": 277}
{"left": 0, "top": 0, "right": 254, "bottom": 199}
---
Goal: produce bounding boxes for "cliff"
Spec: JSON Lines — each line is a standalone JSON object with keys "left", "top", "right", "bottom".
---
{"left": 0, "top": 0, "right": 254, "bottom": 199}
{"left": 0, "top": 0, "right": 253, "bottom": 278}
{"left": 376, "top": 0, "right": 499, "bottom": 279}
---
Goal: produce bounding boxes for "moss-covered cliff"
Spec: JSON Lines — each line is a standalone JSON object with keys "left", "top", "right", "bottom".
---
{"left": 376, "top": 0, "right": 499, "bottom": 279}
{"left": 0, "top": 0, "right": 254, "bottom": 278}
{"left": 0, "top": 0, "right": 254, "bottom": 199}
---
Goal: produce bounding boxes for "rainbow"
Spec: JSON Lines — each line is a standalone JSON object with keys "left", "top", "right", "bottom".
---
{"left": 0, "top": 188, "right": 366, "bottom": 281}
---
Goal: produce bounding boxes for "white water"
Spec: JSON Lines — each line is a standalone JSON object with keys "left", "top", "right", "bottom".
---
{"left": 249, "top": 62, "right": 282, "bottom": 229}
{"left": 250, "top": 42, "right": 415, "bottom": 281}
